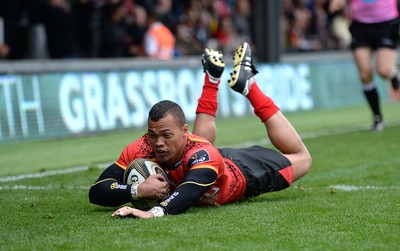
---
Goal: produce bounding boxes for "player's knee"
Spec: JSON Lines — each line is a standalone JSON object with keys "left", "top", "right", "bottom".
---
{"left": 359, "top": 69, "right": 373, "bottom": 83}
{"left": 295, "top": 151, "right": 312, "bottom": 180}
{"left": 376, "top": 67, "right": 391, "bottom": 79}
{"left": 304, "top": 153, "right": 312, "bottom": 174}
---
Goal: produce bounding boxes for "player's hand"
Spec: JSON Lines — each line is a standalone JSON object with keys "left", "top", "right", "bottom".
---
{"left": 111, "top": 206, "right": 154, "bottom": 219}
{"left": 0, "top": 44, "right": 10, "bottom": 58}
{"left": 137, "top": 174, "right": 170, "bottom": 200}
{"left": 329, "top": 0, "right": 346, "bottom": 13}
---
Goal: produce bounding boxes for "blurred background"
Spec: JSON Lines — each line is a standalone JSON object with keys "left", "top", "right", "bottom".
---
{"left": 0, "top": 0, "right": 358, "bottom": 61}
{"left": 0, "top": 0, "right": 399, "bottom": 143}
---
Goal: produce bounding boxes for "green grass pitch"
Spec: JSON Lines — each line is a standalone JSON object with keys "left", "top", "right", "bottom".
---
{"left": 0, "top": 102, "right": 399, "bottom": 251}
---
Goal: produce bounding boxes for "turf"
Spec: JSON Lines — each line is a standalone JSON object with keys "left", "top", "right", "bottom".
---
{"left": 0, "top": 102, "right": 399, "bottom": 251}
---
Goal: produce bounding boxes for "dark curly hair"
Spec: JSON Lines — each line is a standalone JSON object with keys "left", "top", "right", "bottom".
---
{"left": 148, "top": 100, "right": 186, "bottom": 127}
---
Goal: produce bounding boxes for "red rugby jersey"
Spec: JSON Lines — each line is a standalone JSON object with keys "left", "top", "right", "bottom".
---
{"left": 115, "top": 132, "right": 247, "bottom": 206}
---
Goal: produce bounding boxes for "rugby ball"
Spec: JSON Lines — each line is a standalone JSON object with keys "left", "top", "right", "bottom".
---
{"left": 123, "top": 158, "right": 169, "bottom": 210}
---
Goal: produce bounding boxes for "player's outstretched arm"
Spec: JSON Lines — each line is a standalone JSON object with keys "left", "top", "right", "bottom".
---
{"left": 112, "top": 206, "right": 155, "bottom": 218}
{"left": 89, "top": 164, "right": 169, "bottom": 207}
{"left": 89, "top": 164, "right": 133, "bottom": 207}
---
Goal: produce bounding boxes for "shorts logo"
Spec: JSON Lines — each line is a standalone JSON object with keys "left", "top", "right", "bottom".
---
{"left": 188, "top": 150, "right": 210, "bottom": 167}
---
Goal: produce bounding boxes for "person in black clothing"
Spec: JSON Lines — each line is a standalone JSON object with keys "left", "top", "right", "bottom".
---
{"left": 99, "top": 0, "right": 130, "bottom": 58}
{"left": 42, "top": 0, "right": 78, "bottom": 58}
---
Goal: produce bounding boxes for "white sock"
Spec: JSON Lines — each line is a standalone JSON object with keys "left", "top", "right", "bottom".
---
{"left": 362, "top": 82, "right": 375, "bottom": 91}
{"left": 391, "top": 67, "right": 398, "bottom": 79}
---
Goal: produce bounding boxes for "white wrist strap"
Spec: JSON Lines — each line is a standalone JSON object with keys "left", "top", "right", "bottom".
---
{"left": 148, "top": 206, "right": 165, "bottom": 217}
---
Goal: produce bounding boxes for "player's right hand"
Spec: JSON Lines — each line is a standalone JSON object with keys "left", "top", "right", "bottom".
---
{"left": 137, "top": 174, "right": 170, "bottom": 200}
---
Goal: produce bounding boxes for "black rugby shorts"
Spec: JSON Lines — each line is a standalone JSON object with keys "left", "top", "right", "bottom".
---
{"left": 218, "top": 146, "right": 292, "bottom": 198}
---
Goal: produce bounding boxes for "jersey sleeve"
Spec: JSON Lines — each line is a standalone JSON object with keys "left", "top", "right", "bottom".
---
{"left": 88, "top": 163, "right": 133, "bottom": 207}
{"left": 157, "top": 147, "right": 223, "bottom": 214}
{"left": 158, "top": 167, "right": 217, "bottom": 214}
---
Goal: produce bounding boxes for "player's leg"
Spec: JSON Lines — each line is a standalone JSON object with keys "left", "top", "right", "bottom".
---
{"left": 353, "top": 47, "right": 384, "bottom": 131}
{"left": 228, "top": 42, "right": 311, "bottom": 181}
{"left": 353, "top": 47, "right": 374, "bottom": 83}
{"left": 375, "top": 47, "right": 399, "bottom": 90}
{"left": 376, "top": 48, "right": 397, "bottom": 80}
{"left": 193, "top": 48, "right": 225, "bottom": 145}
{"left": 374, "top": 19, "right": 400, "bottom": 91}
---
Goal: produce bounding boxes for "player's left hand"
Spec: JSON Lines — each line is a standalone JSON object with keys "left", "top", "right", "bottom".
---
{"left": 111, "top": 206, "right": 154, "bottom": 219}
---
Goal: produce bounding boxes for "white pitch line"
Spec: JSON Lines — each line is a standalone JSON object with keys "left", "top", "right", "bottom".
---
{"left": 2, "top": 184, "right": 399, "bottom": 192}
{"left": 330, "top": 185, "right": 400, "bottom": 191}
{"left": 1, "top": 121, "right": 400, "bottom": 184}
{"left": 0, "top": 185, "right": 90, "bottom": 190}
{"left": 219, "top": 120, "right": 400, "bottom": 148}
{"left": 0, "top": 164, "right": 108, "bottom": 183}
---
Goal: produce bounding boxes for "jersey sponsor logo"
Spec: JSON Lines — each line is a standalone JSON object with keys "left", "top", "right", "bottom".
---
{"left": 110, "top": 182, "right": 127, "bottom": 190}
{"left": 173, "top": 158, "right": 182, "bottom": 169}
{"left": 188, "top": 150, "right": 210, "bottom": 167}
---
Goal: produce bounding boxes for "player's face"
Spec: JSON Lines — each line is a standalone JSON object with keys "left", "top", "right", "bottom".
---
{"left": 147, "top": 113, "right": 188, "bottom": 166}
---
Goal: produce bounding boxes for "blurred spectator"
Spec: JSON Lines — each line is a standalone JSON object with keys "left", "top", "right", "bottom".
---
{"left": 154, "top": 0, "right": 178, "bottom": 34}
{"left": 135, "top": 0, "right": 156, "bottom": 12}
{"left": 99, "top": 0, "right": 129, "bottom": 57}
{"left": 292, "top": 0, "right": 320, "bottom": 51}
{"left": 0, "top": 0, "right": 21, "bottom": 59}
{"left": 126, "top": 4, "right": 147, "bottom": 57}
{"left": 74, "top": 0, "right": 95, "bottom": 58}
{"left": 215, "top": 15, "right": 245, "bottom": 55}
{"left": 0, "top": 16, "right": 10, "bottom": 58}
{"left": 27, "top": 0, "right": 48, "bottom": 59}
{"left": 0, "top": 0, "right": 362, "bottom": 60}
{"left": 174, "top": 23, "right": 203, "bottom": 56}
{"left": 78, "top": 0, "right": 108, "bottom": 58}
{"left": 42, "top": 0, "right": 78, "bottom": 58}
{"left": 179, "top": 3, "right": 212, "bottom": 52}
{"left": 195, "top": 10, "right": 213, "bottom": 48}
{"left": 232, "top": 0, "right": 252, "bottom": 42}
{"left": 310, "top": 0, "right": 334, "bottom": 49}
{"left": 330, "top": 6, "right": 351, "bottom": 49}
{"left": 143, "top": 8, "right": 175, "bottom": 60}
{"left": 281, "top": 0, "right": 296, "bottom": 50}
{"left": 212, "top": 0, "right": 231, "bottom": 17}
{"left": 282, "top": 0, "right": 352, "bottom": 52}
{"left": 0, "top": 43, "right": 10, "bottom": 58}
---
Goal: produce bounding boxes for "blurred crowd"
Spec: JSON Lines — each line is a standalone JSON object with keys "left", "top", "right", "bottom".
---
{"left": 0, "top": 0, "right": 361, "bottom": 60}
{"left": 282, "top": 0, "right": 352, "bottom": 52}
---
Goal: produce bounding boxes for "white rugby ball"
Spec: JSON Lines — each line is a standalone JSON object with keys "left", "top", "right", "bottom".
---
{"left": 123, "top": 158, "right": 168, "bottom": 210}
